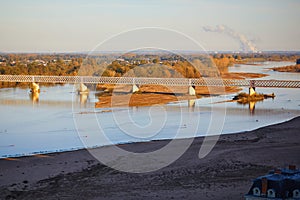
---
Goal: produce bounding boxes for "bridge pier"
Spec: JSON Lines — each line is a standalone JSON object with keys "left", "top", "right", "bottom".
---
{"left": 188, "top": 85, "right": 196, "bottom": 96}
{"left": 30, "top": 82, "right": 40, "bottom": 93}
{"left": 249, "top": 87, "right": 256, "bottom": 96}
{"left": 78, "top": 83, "right": 89, "bottom": 94}
{"left": 132, "top": 84, "right": 140, "bottom": 93}
{"left": 249, "top": 80, "right": 256, "bottom": 96}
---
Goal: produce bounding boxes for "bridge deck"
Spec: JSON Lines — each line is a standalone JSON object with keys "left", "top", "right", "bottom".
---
{"left": 0, "top": 75, "right": 299, "bottom": 88}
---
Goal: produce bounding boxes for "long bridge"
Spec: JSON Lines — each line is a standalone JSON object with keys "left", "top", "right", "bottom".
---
{"left": 0, "top": 75, "right": 299, "bottom": 95}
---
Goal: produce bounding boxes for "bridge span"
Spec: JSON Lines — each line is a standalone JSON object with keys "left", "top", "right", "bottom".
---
{"left": 0, "top": 75, "right": 300, "bottom": 87}
{"left": 0, "top": 75, "right": 299, "bottom": 95}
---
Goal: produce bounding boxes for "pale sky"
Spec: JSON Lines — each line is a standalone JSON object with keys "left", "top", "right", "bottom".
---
{"left": 0, "top": 0, "right": 299, "bottom": 52}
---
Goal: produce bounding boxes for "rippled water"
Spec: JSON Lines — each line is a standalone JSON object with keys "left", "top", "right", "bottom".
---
{"left": 0, "top": 62, "right": 299, "bottom": 158}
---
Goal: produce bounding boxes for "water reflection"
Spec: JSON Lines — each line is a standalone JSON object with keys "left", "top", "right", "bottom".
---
{"left": 235, "top": 98, "right": 277, "bottom": 115}
{"left": 29, "top": 91, "right": 39, "bottom": 104}
{"left": 249, "top": 101, "right": 256, "bottom": 115}
{"left": 79, "top": 93, "right": 89, "bottom": 105}
{"left": 188, "top": 99, "right": 195, "bottom": 112}
{"left": 0, "top": 85, "right": 93, "bottom": 108}
{"left": 236, "top": 101, "right": 257, "bottom": 115}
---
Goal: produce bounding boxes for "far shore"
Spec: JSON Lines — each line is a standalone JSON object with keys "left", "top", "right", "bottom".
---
{"left": 1, "top": 116, "right": 299, "bottom": 199}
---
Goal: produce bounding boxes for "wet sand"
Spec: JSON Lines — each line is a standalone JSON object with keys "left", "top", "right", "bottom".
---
{"left": 1, "top": 117, "right": 299, "bottom": 200}
{"left": 95, "top": 85, "right": 241, "bottom": 108}
{"left": 95, "top": 72, "right": 267, "bottom": 108}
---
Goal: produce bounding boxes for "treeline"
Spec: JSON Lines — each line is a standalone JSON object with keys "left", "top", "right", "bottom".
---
{"left": 0, "top": 53, "right": 82, "bottom": 88}
{"left": 0, "top": 52, "right": 299, "bottom": 88}
{"left": 101, "top": 58, "right": 218, "bottom": 78}
{"left": 0, "top": 61, "right": 79, "bottom": 76}
{"left": 0, "top": 54, "right": 82, "bottom": 75}
{"left": 221, "top": 52, "right": 300, "bottom": 63}
{"left": 96, "top": 53, "right": 227, "bottom": 78}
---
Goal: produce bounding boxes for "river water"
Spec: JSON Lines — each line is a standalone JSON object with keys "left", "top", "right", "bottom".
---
{"left": 0, "top": 61, "right": 299, "bottom": 158}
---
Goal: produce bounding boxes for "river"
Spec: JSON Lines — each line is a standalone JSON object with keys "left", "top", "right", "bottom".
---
{"left": 0, "top": 61, "right": 299, "bottom": 158}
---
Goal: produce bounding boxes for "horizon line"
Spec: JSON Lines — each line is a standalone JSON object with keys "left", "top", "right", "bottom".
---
{"left": 1, "top": 50, "right": 300, "bottom": 54}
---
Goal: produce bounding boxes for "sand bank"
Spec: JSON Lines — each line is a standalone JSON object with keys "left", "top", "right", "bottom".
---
{"left": 1, "top": 117, "right": 299, "bottom": 199}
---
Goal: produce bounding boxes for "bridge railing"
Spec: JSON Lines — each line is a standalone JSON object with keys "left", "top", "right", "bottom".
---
{"left": 250, "top": 80, "right": 300, "bottom": 88}
{"left": 0, "top": 75, "right": 300, "bottom": 88}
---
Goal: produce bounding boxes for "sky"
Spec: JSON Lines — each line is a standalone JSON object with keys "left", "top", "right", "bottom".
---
{"left": 0, "top": 0, "right": 299, "bottom": 52}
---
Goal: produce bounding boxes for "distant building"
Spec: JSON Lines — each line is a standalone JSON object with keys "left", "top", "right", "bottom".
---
{"left": 245, "top": 165, "right": 300, "bottom": 199}
{"left": 116, "top": 58, "right": 125, "bottom": 62}
{"left": 0, "top": 58, "right": 6, "bottom": 66}
{"left": 9, "top": 61, "right": 16, "bottom": 66}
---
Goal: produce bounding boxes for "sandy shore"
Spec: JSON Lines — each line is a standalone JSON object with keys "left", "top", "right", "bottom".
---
{"left": 95, "top": 72, "right": 267, "bottom": 108}
{"left": 1, "top": 117, "right": 300, "bottom": 200}
{"left": 95, "top": 85, "right": 241, "bottom": 108}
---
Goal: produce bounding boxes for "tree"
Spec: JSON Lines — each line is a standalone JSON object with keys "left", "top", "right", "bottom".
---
{"left": 153, "top": 58, "right": 159, "bottom": 63}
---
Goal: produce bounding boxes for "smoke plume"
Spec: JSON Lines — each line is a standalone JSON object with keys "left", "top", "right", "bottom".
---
{"left": 203, "top": 25, "right": 258, "bottom": 53}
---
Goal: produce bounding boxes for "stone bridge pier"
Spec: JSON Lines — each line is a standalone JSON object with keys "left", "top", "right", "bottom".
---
{"left": 188, "top": 85, "right": 196, "bottom": 96}
{"left": 132, "top": 84, "right": 140, "bottom": 93}
{"left": 30, "top": 82, "right": 40, "bottom": 93}
{"left": 249, "top": 80, "right": 256, "bottom": 96}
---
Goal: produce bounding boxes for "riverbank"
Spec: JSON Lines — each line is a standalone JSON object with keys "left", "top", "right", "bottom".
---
{"left": 272, "top": 64, "right": 300, "bottom": 73}
{"left": 1, "top": 116, "right": 299, "bottom": 200}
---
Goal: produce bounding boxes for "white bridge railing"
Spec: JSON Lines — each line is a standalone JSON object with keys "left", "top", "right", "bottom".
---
{"left": 0, "top": 75, "right": 300, "bottom": 88}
